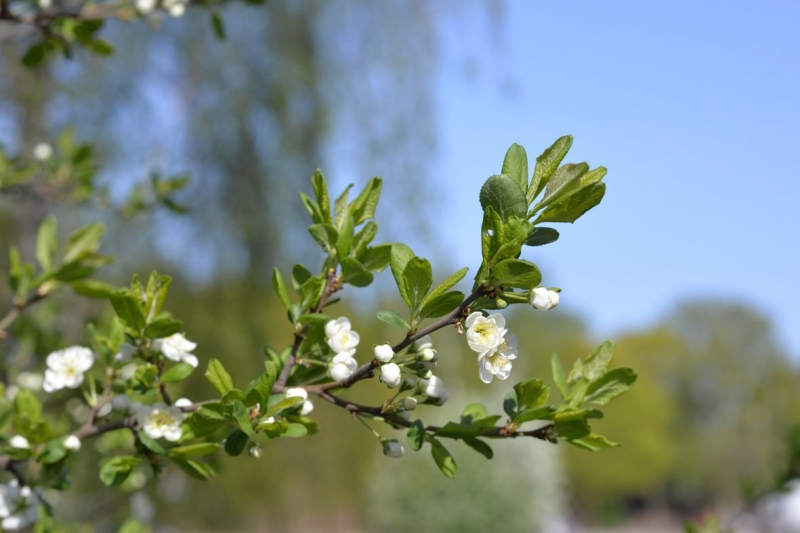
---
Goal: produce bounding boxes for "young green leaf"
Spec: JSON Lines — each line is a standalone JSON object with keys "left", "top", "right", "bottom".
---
{"left": 311, "top": 169, "right": 331, "bottom": 223}
{"left": 109, "top": 290, "right": 146, "bottom": 331}
{"left": 568, "top": 433, "right": 620, "bottom": 451}
{"left": 501, "top": 143, "right": 529, "bottom": 194}
{"left": 460, "top": 403, "right": 489, "bottom": 424}
{"left": 534, "top": 182, "right": 606, "bottom": 224}
{"left": 376, "top": 309, "right": 410, "bottom": 329}
{"left": 583, "top": 341, "right": 616, "bottom": 382}
{"left": 463, "top": 438, "right": 493, "bottom": 459}
{"left": 430, "top": 438, "right": 458, "bottom": 478}
{"left": 389, "top": 243, "right": 415, "bottom": 308}
{"left": 418, "top": 291, "right": 464, "bottom": 319}
{"left": 359, "top": 243, "right": 392, "bottom": 272}
{"left": 272, "top": 268, "right": 292, "bottom": 309}
{"left": 143, "top": 318, "right": 183, "bottom": 340}
{"left": 491, "top": 259, "right": 542, "bottom": 289}
{"left": 63, "top": 223, "right": 105, "bottom": 263}
{"left": 99, "top": 456, "right": 141, "bottom": 487}
{"left": 333, "top": 184, "right": 354, "bottom": 229}
{"left": 529, "top": 135, "right": 573, "bottom": 203}
{"left": 307, "top": 224, "right": 338, "bottom": 254}
{"left": 205, "top": 359, "right": 234, "bottom": 396}
{"left": 340, "top": 257, "right": 374, "bottom": 287}
{"left": 402, "top": 256, "right": 433, "bottom": 311}
{"left": 551, "top": 353, "right": 569, "bottom": 398}
{"left": 479, "top": 174, "right": 527, "bottom": 222}
{"left": 349, "top": 177, "right": 382, "bottom": 225}
{"left": 584, "top": 367, "right": 638, "bottom": 405}
{"left": 224, "top": 429, "right": 248, "bottom": 456}
{"left": 160, "top": 362, "right": 195, "bottom": 384}
{"left": 407, "top": 419, "right": 425, "bottom": 451}
{"left": 513, "top": 379, "right": 549, "bottom": 412}
{"left": 36, "top": 215, "right": 57, "bottom": 271}
{"left": 525, "top": 227, "right": 560, "bottom": 247}
{"left": 420, "top": 267, "right": 468, "bottom": 310}
{"left": 170, "top": 442, "right": 222, "bottom": 458}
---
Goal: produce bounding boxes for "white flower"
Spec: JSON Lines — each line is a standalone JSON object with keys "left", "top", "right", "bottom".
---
{"left": 33, "top": 143, "right": 52, "bottom": 161}
{"left": 15, "top": 372, "right": 42, "bottom": 391}
{"left": 379, "top": 363, "right": 402, "bottom": 388}
{"left": 464, "top": 312, "right": 507, "bottom": 357}
{"left": 285, "top": 388, "right": 314, "bottom": 415}
{"left": 373, "top": 344, "right": 394, "bottom": 363}
{"left": 167, "top": 3, "right": 185, "bottom": 17}
{"left": 0, "top": 480, "right": 39, "bottom": 530}
{"left": 414, "top": 335, "right": 433, "bottom": 351}
{"left": 173, "top": 397, "right": 192, "bottom": 408}
{"left": 383, "top": 439, "right": 404, "bottom": 458}
{"left": 9, "top": 436, "right": 29, "bottom": 450}
{"left": 403, "top": 397, "right": 417, "bottom": 411}
{"left": 152, "top": 333, "right": 198, "bottom": 368}
{"left": 38, "top": 0, "right": 51, "bottom": 9}
{"left": 135, "top": 0, "right": 156, "bottom": 14}
{"left": 419, "top": 375, "right": 447, "bottom": 398}
{"left": 300, "top": 401, "right": 314, "bottom": 416}
{"left": 419, "top": 347, "right": 437, "bottom": 362}
{"left": 529, "top": 287, "right": 560, "bottom": 311}
{"left": 329, "top": 353, "right": 357, "bottom": 381}
{"left": 64, "top": 435, "right": 81, "bottom": 452}
{"left": 478, "top": 333, "right": 518, "bottom": 384}
{"left": 136, "top": 403, "right": 183, "bottom": 442}
{"left": 43, "top": 346, "right": 95, "bottom": 393}
{"left": 325, "top": 317, "right": 360, "bottom": 353}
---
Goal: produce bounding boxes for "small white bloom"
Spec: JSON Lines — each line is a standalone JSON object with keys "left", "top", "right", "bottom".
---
{"left": 173, "top": 397, "right": 192, "bottom": 408}
{"left": 373, "top": 344, "right": 394, "bottom": 363}
{"left": 329, "top": 355, "right": 357, "bottom": 381}
{"left": 383, "top": 439, "right": 404, "bottom": 458}
{"left": 15, "top": 372, "right": 42, "bottom": 391}
{"left": 64, "top": 435, "right": 81, "bottom": 452}
{"left": 167, "top": 3, "right": 185, "bottom": 17}
{"left": 135, "top": 0, "right": 156, "bottom": 14}
{"left": 33, "top": 142, "right": 52, "bottom": 161}
{"left": 136, "top": 403, "right": 183, "bottom": 442}
{"left": 325, "top": 317, "right": 360, "bottom": 353}
{"left": 379, "top": 363, "right": 402, "bottom": 388}
{"left": 300, "top": 401, "right": 314, "bottom": 416}
{"left": 9, "top": 436, "right": 29, "bottom": 449}
{"left": 419, "top": 347, "right": 437, "bottom": 362}
{"left": 464, "top": 312, "right": 507, "bottom": 357}
{"left": 529, "top": 287, "right": 560, "bottom": 311}
{"left": 285, "top": 388, "right": 308, "bottom": 402}
{"left": 430, "top": 388, "right": 450, "bottom": 406}
{"left": 261, "top": 416, "right": 276, "bottom": 425}
{"left": 0, "top": 480, "right": 39, "bottom": 530}
{"left": 403, "top": 397, "right": 417, "bottom": 411}
{"left": 43, "top": 346, "right": 95, "bottom": 393}
{"left": 419, "top": 375, "right": 447, "bottom": 399}
{"left": 414, "top": 335, "right": 433, "bottom": 351}
{"left": 477, "top": 333, "right": 518, "bottom": 384}
{"left": 152, "top": 333, "right": 198, "bottom": 368}
{"left": 38, "top": 0, "right": 51, "bottom": 9}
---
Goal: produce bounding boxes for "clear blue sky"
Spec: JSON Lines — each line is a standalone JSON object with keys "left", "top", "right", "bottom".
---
{"left": 422, "top": 1, "right": 800, "bottom": 357}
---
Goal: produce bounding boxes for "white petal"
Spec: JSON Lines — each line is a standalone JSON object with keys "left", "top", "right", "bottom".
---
{"left": 478, "top": 365, "right": 494, "bottom": 384}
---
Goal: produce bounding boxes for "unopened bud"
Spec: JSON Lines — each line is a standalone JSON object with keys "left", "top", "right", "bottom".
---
{"left": 403, "top": 397, "right": 417, "bottom": 411}
{"left": 249, "top": 443, "right": 263, "bottom": 458}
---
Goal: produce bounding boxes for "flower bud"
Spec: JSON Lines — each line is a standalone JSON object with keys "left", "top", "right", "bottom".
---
{"left": 373, "top": 343, "right": 395, "bottom": 363}
{"left": 529, "top": 286, "right": 560, "bottom": 310}
{"left": 300, "top": 400, "right": 314, "bottom": 416}
{"left": 174, "top": 397, "right": 193, "bottom": 408}
{"left": 403, "top": 397, "right": 417, "bottom": 411}
{"left": 400, "top": 377, "right": 416, "bottom": 392}
{"left": 9, "top": 435, "right": 30, "bottom": 449}
{"left": 419, "top": 369, "right": 433, "bottom": 380}
{"left": 418, "top": 347, "right": 437, "bottom": 362}
{"left": 33, "top": 143, "right": 52, "bottom": 161}
{"left": 380, "top": 363, "right": 402, "bottom": 388}
{"left": 382, "top": 439, "right": 404, "bottom": 458}
{"left": 285, "top": 387, "right": 308, "bottom": 402}
{"left": 413, "top": 335, "right": 433, "bottom": 351}
{"left": 249, "top": 443, "right": 264, "bottom": 458}
{"left": 64, "top": 435, "right": 81, "bottom": 452}
{"left": 494, "top": 297, "right": 508, "bottom": 309}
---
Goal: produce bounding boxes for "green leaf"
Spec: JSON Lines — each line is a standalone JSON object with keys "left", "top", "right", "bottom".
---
{"left": 502, "top": 143, "right": 529, "bottom": 195}
{"left": 118, "top": 518, "right": 149, "bottom": 533}
{"left": 172, "top": 458, "right": 215, "bottom": 480}
{"left": 109, "top": 290, "right": 146, "bottom": 331}
{"left": 376, "top": 309, "right": 410, "bottom": 329}
{"left": 554, "top": 413, "right": 591, "bottom": 440}
{"left": 513, "top": 406, "right": 557, "bottom": 424}
{"left": 568, "top": 433, "right": 620, "bottom": 451}
{"left": 84, "top": 39, "right": 114, "bottom": 56}
{"left": 460, "top": 404, "right": 489, "bottom": 424}
{"left": 340, "top": 257, "right": 374, "bottom": 287}
{"left": 492, "top": 259, "right": 542, "bottom": 289}
{"left": 435, "top": 422, "right": 484, "bottom": 439}
{"left": 205, "top": 359, "right": 234, "bottom": 396}
{"left": 534, "top": 182, "right": 606, "bottom": 224}
{"left": 38, "top": 440, "right": 67, "bottom": 464}
{"left": 160, "top": 362, "right": 195, "bottom": 384}
{"left": 421, "top": 267, "right": 468, "bottom": 309}
{"left": 291, "top": 264, "right": 313, "bottom": 290}
{"left": 418, "top": 291, "right": 464, "bottom": 319}
{"left": 407, "top": 419, "right": 425, "bottom": 451}
{"left": 244, "top": 362, "right": 277, "bottom": 408}
{"left": 333, "top": 184, "right": 354, "bottom": 229}
{"left": 567, "top": 378, "right": 591, "bottom": 408}
{"left": 529, "top": 135, "right": 573, "bottom": 203}
{"left": 271, "top": 268, "right": 291, "bottom": 309}
{"left": 513, "top": 379, "right": 549, "bottom": 412}
{"left": 138, "top": 432, "right": 166, "bottom": 455}
{"left": 232, "top": 401, "right": 255, "bottom": 437}
{"left": 22, "top": 42, "right": 47, "bottom": 68}
{"left": 403, "top": 256, "right": 433, "bottom": 311}
{"left": 584, "top": 368, "right": 638, "bottom": 405}
{"left": 307, "top": 224, "right": 338, "bottom": 254}
{"left": 99, "top": 456, "right": 141, "bottom": 487}
{"left": 430, "top": 438, "right": 458, "bottom": 478}
{"left": 359, "top": 243, "right": 392, "bottom": 272}
{"left": 170, "top": 442, "right": 221, "bottom": 457}
{"left": 335, "top": 215, "right": 355, "bottom": 258}
{"left": 70, "top": 280, "right": 117, "bottom": 299}
{"left": 36, "top": 216, "right": 57, "bottom": 271}
{"left": 463, "top": 438, "right": 493, "bottom": 459}
{"left": 583, "top": 341, "right": 616, "bottom": 382}
{"left": 479, "top": 174, "right": 527, "bottom": 222}
{"left": 297, "top": 313, "right": 328, "bottom": 325}
{"left": 14, "top": 389, "right": 42, "bottom": 422}
{"left": 210, "top": 12, "right": 225, "bottom": 40}
{"left": 63, "top": 223, "right": 105, "bottom": 263}
{"left": 349, "top": 177, "right": 382, "bottom": 225}
{"left": 299, "top": 192, "right": 324, "bottom": 223}
{"left": 143, "top": 318, "right": 183, "bottom": 340}
{"left": 389, "top": 243, "right": 415, "bottom": 308}
{"left": 525, "top": 227, "right": 559, "bottom": 247}
{"left": 311, "top": 169, "right": 331, "bottom": 223}
{"left": 539, "top": 163, "right": 589, "bottom": 208}
{"left": 503, "top": 390, "right": 518, "bottom": 419}
{"left": 223, "top": 429, "right": 248, "bottom": 456}
{"left": 351, "top": 221, "right": 378, "bottom": 257}
{"left": 551, "top": 353, "right": 569, "bottom": 399}
{"left": 283, "top": 423, "right": 308, "bottom": 438}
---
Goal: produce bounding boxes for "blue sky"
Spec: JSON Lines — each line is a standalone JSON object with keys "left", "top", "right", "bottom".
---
{"left": 422, "top": 1, "right": 800, "bottom": 357}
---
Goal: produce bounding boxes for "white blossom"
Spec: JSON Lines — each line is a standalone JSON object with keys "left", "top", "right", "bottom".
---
{"left": 403, "top": 397, "right": 417, "bottom": 411}
{"left": 9, "top": 436, "right": 29, "bottom": 450}
{"left": 33, "top": 143, "right": 52, "bottom": 161}
{"left": 64, "top": 435, "right": 81, "bottom": 452}
{"left": 136, "top": 403, "right": 183, "bottom": 442}
{"left": 152, "top": 333, "right": 198, "bottom": 368}
{"left": 325, "top": 317, "right": 360, "bottom": 353}
{"left": 382, "top": 439, "right": 404, "bottom": 458}
{"left": 135, "top": 0, "right": 156, "bottom": 14}
{"left": 163, "top": 0, "right": 186, "bottom": 17}
{"left": 419, "top": 347, "right": 437, "bottom": 362}
{"left": 464, "top": 312, "right": 507, "bottom": 357}
{"left": 478, "top": 333, "right": 518, "bottom": 384}
{"left": 173, "top": 397, "right": 192, "bottom": 408}
{"left": 329, "top": 350, "right": 357, "bottom": 381}
{"left": 37, "top": 0, "right": 51, "bottom": 9}
{"left": 0, "top": 480, "right": 39, "bottom": 530}
{"left": 379, "top": 363, "right": 402, "bottom": 388}
{"left": 285, "top": 388, "right": 314, "bottom": 416}
{"left": 419, "top": 375, "right": 447, "bottom": 399}
{"left": 529, "top": 287, "right": 560, "bottom": 311}
{"left": 373, "top": 344, "right": 394, "bottom": 363}
{"left": 15, "top": 372, "right": 42, "bottom": 391}
{"left": 413, "top": 335, "right": 433, "bottom": 351}
{"left": 43, "top": 346, "right": 95, "bottom": 393}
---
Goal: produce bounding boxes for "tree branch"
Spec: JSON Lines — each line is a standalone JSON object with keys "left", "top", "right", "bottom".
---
{"left": 0, "top": 290, "right": 48, "bottom": 340}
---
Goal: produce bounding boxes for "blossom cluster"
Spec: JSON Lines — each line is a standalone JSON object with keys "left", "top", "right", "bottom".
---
{"left": 465, "top": 312, "right": 518, "bottom": 384}
{"left": 0, "top": 480, "right": 39, "bottom": 530}
{"left": 326, "top": 317, "right": 359, "bottom": 381}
